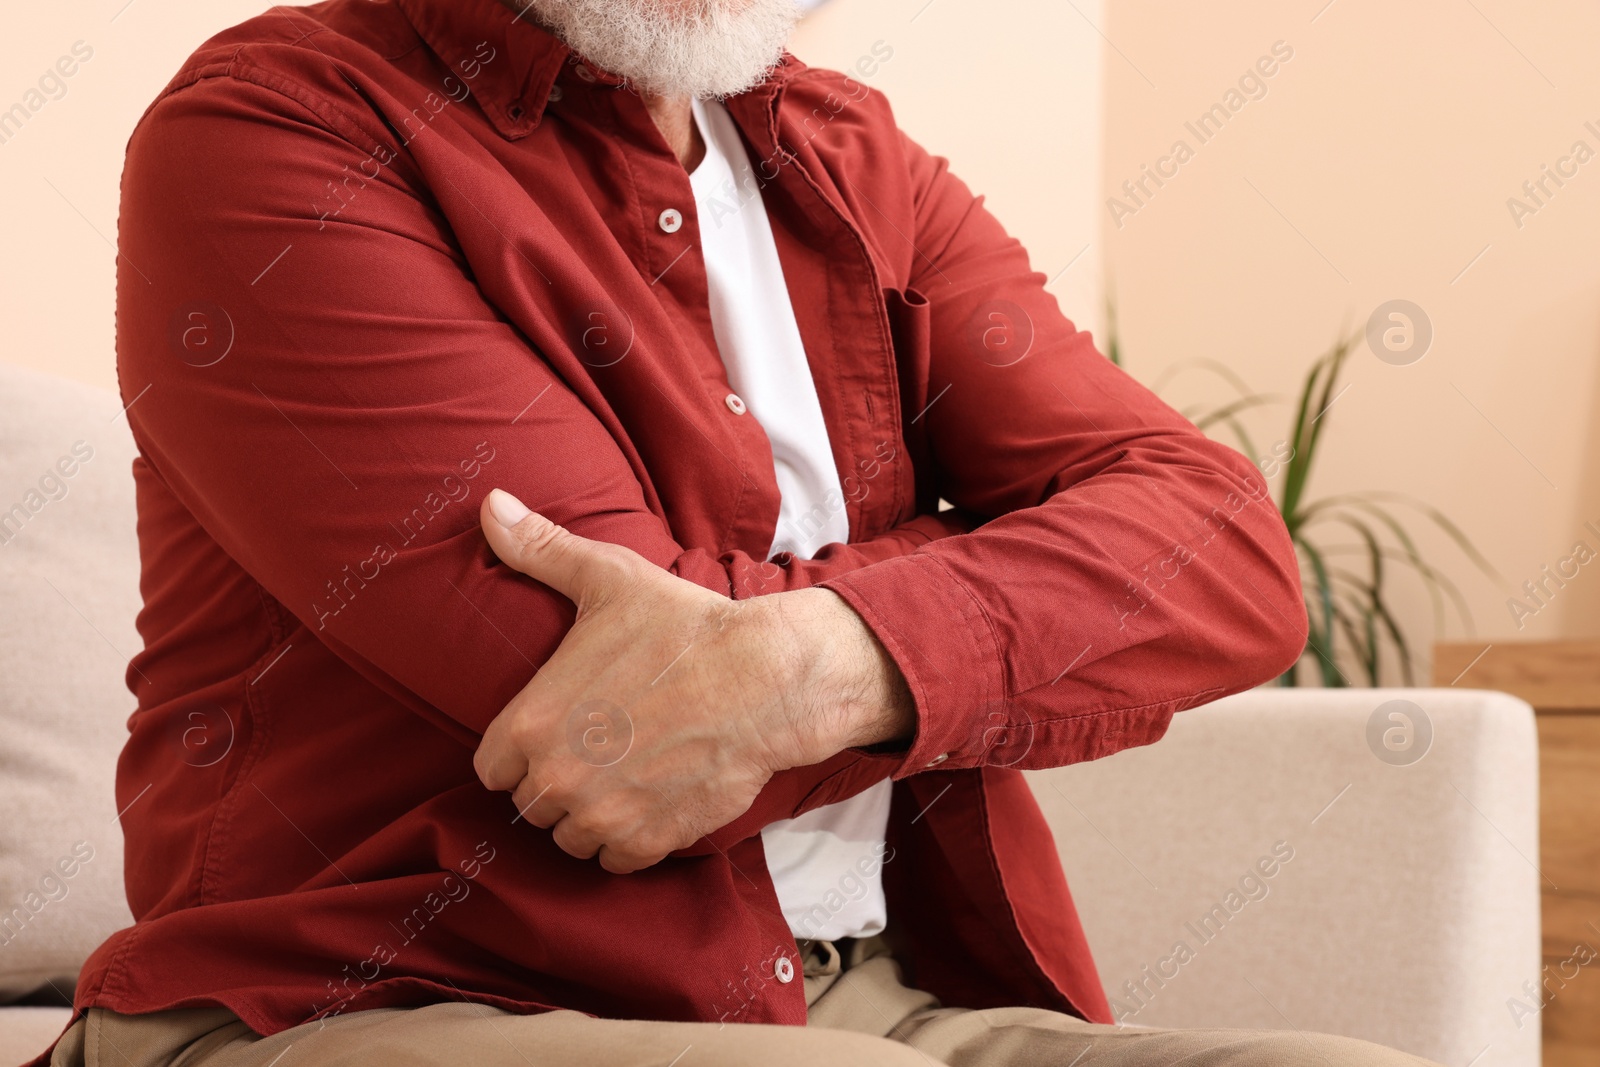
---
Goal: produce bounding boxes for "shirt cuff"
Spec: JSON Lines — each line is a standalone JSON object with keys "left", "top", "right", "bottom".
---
{"left": 821, "top": 551, "right": 1007, "bottom": 776}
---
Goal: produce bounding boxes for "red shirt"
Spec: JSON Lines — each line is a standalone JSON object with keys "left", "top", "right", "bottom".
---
{"left": 78, "top": 0, "right": 1306, "bottom": 1041}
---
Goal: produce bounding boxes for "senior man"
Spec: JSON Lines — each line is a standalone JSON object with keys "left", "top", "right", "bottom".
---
{"left": 46, "top": 0, "right": 1439, "bottom": 1065}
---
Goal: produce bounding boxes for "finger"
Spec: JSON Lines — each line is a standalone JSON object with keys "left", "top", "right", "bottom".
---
{"left": 550, "top": 815, "right": 604, "bottom": 861}
{"left": 474, "top": 709, "right": 534, "bottom": 792}
{"left": 480, "top": 489, "right": 629, "bottom": 603}
{"left": 509, "top": 775, "right": 565, "bottom": 829}
{"left": 597, "top": 841, "right": 667, "bottom": 875}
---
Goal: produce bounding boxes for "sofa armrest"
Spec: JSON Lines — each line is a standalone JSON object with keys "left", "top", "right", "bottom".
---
{"left": 1027, "top": 687, "right": 1541, "bottom": 1067}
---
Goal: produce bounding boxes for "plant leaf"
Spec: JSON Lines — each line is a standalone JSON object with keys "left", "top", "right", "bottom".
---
{"left": 1308, "top": 490, "right": 1502, "bottom": 583}
{"left": 1301, "top": 501, "right": 1449, "bottom": 633}
{"left": 1148, "top": 356, "right": 1260, "bottom": 399}
{"left": 1192, "top": 393, "right": 1282, "bottom": 433}
{"left": 1295, "top": 538, "right": 1349, "bottom": 686}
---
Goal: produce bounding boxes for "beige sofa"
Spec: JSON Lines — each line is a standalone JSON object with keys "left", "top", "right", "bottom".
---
{"left": 0, "top": 363, "right": 1542, "bottom": 1067}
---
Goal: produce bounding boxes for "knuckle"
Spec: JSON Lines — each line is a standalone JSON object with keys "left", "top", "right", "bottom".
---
{"left": 537, "top": 778, "right": 571, "bottom": 809}
{"left": 599, "top": 852, "right": 639, "bottom": 875}
{"left": 569, "top": 806, "right": 616, "bottom": 840}
{"left": 505, "top": 715, "right": 544, "bottom": 752}
{"left": 510, "top": 780, "right": 540, "bottom": 811}
{"left": 586, "top": 542, "right": 644, "bottom": 586}
{"left": 606, "top": 841, "right": 659, "bottom": 874}
{"left": 592, "top": 542, "right": 637, "bottom": 576}
{"left": 511, "top": 516, "right": 561, "bottom": 559}
{"left": 552, "top": 823, "right": 595, "bottom": 859}
{"left": 649, "top": 823, "right": 690, "bottom": 857}
{"left": 612, "top": 820, "right": 666, "bottom": 864}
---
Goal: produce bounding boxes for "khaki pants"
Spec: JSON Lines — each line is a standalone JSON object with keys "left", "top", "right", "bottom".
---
{"left": 52, "top": 939, "right": 1442, "bottom": 1067}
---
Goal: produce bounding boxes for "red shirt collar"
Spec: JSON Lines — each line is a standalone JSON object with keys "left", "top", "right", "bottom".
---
{"left": 395, "top": 0, "right": 807, "bottom": 139}
{"left": 393, "top": 0, "right": 565, "bottom": 137}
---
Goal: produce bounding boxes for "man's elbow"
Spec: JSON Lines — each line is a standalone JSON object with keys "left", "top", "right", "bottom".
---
{"left": 1255, "top": 574, "right": 1309, "bottom": 684}
{"left": 1234, "top": 507, "right": 1308, "bottom": 686}
{"left": 1191, "top": 443, "right": 1309, "bottom": 686}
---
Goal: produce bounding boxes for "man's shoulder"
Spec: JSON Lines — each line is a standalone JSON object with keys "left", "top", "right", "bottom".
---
{"left": 164, "top": 0, "right": 417, "bottom": 80}
{"left": 779, "top": 58, "right": 897, "bottom": 120}
{"left": 765, "top": 58, "right": 909, "bottom": 169}
{"left": 135, "top": 0, "right": 417, "bottom": 143}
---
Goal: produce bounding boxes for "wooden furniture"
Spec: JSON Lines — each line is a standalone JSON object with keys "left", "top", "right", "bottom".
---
{"left": 1435, "top": 640, "right": 1600, "bottom": 1067}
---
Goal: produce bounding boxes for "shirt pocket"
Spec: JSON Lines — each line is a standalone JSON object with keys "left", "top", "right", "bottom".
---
{"left": 883, "top": 285, "right": 937, "bottom": 517}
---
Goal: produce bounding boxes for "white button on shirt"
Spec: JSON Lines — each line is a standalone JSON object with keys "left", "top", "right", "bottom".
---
{"left": 688, "top": 97, "right": 893, "bottom": 942}
{"left": 658, "top": 208, "right": 683, "bottom": 234}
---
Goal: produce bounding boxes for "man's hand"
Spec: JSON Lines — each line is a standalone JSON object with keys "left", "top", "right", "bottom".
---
{"left": 473, "top": 488, "right": 915, "bottom": 873}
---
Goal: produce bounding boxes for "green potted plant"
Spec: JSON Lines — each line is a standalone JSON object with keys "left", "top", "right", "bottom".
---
{"left": 1110, "top": 310, "right": 1498, "bottom": 686}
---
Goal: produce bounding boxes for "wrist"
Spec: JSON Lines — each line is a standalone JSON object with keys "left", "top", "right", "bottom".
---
{"left": 751, "top": 588, "right": 915, "bottom": 767}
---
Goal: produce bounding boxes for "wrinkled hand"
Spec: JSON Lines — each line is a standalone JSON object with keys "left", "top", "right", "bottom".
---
{"left": 473, "top": 489, "right": 913, "bottom": 873}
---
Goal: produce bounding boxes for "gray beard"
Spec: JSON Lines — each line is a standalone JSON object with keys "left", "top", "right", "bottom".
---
{"left": 513, "top": 0, "right": 800, "bottom": 98}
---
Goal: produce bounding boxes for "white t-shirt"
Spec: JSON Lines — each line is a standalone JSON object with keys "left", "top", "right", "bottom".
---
{"left": 688, "top": 97, "right": 893, "bottom": 942}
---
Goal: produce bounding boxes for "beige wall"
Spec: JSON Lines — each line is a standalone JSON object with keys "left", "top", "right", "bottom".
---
{"left": 1097, "top": 0, "right": 1600, "bottom": 666}
{"left": 11, "top": 0, "right": 1596, "bottom": 664}
{"left": 790, "top": 0, "right": 1105, "bottom": 342}
{"left": 1, "top": 1, "right": 270, "bottom": 390}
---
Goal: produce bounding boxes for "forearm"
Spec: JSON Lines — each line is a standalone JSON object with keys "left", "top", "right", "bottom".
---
{"left": 763, "top": 587, "right": 916, "bottom": 755}
{"left": 472, "top": 495, "right": 938, "bottom": 870}
{"left": 664, "top": 587, "right": 916, "bottom": 859}
{"left": 795, "top": 125, "right": 1310, "bottom": 779}
{"left": 823, "top": 437, "right": 1308, "bottom": 776}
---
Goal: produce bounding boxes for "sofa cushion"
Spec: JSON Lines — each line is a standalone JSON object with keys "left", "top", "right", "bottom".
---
{"left": 1028, "top": 687, "right": 1542, "bottom": 1067}
{"left": 0, "top": 363, "right": 137, "bottom": 1001}
{"left": 0, "top": 1007, "right": 75, "bottom": 1065}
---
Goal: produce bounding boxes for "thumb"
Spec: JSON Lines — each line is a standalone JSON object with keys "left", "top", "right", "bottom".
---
{"left": 481, "top": 488, "right": 621, "bottom": 603}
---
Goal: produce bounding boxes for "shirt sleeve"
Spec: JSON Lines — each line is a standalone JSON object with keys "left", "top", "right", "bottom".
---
{"left": 818, "top": 127, "right": 1309, "bottom": 776}
{"left": 117, "top": 73, "right": 967, "bottom": 801}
